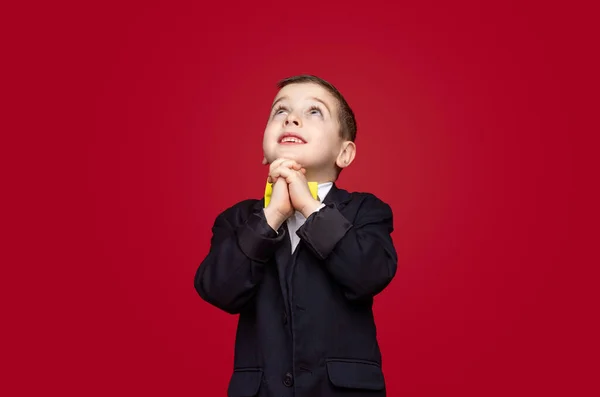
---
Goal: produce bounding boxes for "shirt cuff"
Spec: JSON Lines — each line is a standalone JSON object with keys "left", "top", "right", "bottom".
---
{"left": 314, "top": 203, "right": 326, "bottom": 213}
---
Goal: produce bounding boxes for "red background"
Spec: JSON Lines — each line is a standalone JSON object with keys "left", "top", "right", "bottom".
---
{"left": 2, "top": 1, "right": 594, "bottom": 396}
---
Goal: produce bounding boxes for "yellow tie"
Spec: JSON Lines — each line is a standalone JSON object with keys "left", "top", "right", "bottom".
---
{"left": 264, "top": 181, "right": 319, "bottom": 208}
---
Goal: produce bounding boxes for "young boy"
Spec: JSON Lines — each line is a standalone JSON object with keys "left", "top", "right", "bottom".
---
{"left": 194, "top": 75, "right": 397, "bottom": 397}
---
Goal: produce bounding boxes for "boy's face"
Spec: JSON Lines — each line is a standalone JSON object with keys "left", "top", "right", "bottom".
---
{"left": 262, "top": 83, "right": 344, "bottom": 172}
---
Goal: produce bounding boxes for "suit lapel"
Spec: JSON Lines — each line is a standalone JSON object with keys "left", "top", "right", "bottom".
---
{"left": 274, "top": 222, "right": 292, "bottom": 316}
{"left": 323, "top": 183, "right": 352, "bottom": 208}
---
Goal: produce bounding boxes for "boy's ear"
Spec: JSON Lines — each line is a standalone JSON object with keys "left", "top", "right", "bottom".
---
{"left": 336, "top": 141, "right": 356, "bottom": 169}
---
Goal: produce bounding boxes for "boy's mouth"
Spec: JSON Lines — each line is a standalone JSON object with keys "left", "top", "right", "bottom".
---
{"left": 278, "top": 133, "right": 306, "bottom": 144}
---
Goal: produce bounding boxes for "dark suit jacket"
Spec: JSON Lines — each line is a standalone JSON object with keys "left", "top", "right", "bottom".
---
{"left": 194, "top": 183, "right": 398, "bottom": 397}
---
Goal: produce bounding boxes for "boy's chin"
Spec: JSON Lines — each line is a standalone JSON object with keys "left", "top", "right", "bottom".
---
{"left": 271, "top": 150, "right": 305, "bottom": 164}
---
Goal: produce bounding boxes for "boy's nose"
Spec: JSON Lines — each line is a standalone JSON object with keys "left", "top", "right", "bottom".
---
{"left": 284, "top": 114, "right": 301, "bottom": 127}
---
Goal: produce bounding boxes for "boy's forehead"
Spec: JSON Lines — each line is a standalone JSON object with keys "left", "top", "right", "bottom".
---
{"left": 273, "top": 83, "right": 337, "bottom": 106}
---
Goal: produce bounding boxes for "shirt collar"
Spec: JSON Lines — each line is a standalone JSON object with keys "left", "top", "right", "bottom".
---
{"left": 317, "top": 182, "right": 334, "bottom": 202}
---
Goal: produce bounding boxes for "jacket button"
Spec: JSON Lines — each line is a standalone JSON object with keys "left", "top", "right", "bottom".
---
{"left": 283, "top": 372, "right": 293, "bottom": 387}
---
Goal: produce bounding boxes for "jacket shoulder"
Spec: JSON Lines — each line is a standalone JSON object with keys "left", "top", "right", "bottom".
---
{"left": 347, "top": 191, "right": 392, "bottom": 209}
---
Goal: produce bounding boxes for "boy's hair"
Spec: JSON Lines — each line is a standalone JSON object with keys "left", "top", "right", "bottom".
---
{"left": 276, "top": 75, "right": 357, "bottom": 142}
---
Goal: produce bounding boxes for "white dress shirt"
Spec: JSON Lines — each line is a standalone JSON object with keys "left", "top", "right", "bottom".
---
{"left": 286, "top": 182, "right": 333, "bottom": 253}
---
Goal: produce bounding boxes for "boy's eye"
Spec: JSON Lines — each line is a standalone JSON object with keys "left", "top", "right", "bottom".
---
{"left": 273, "top": 105, "right": 288, "bottom": 116}
{"left": 308, "top": 106, "right": 322, "bottom": 115}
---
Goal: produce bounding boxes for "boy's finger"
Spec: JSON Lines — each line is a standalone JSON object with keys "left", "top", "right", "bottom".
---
{"left": 281, "top": 167, "right": 304, "bottom": 184}
{"left": 269, "top": 158, "right": 287, "bottom": 172}
{"left": 272, "top": 166, "right": 292, "bottom": 180}
{"left": 270, "top": 166, "right": 287, "bottom": 179}
{"left": 280, "top": 160, "right": 301, "bottom": 170}
{"left": 271, "top": 165, "right": 303, "bottom": 185}
{"left": 270, "top": 161, "right": 294, "bottom": 178}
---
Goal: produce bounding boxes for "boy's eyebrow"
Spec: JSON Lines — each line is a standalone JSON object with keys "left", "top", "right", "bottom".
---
{"left": 271, "top": 96, "right": 332, "bottom": 113}
{"left": 310, "top": 96, "right": 331, "bottom": 113}
{"left": 271, "top": 96, "right": 288, "bottom": 109}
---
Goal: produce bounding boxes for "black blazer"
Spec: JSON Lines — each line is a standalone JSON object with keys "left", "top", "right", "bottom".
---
{"left": 194, "top": 184, "right": 398, "bottom": 397}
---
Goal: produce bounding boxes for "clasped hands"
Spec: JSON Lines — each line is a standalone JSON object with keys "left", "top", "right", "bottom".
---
{"left": 262, "top": 158, "right": 322, "bottom": 231}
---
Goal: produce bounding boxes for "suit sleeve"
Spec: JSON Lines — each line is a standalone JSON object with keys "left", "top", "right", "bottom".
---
{"left": 194, "top": 208, "right": 284, "bottom": 314}
{"left": 296, "top": 195, "right": 398, "bottom": 301}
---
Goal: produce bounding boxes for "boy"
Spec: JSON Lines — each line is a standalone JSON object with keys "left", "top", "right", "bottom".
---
{"left": 194, "top": 75, "right": 397, "bottom": 397}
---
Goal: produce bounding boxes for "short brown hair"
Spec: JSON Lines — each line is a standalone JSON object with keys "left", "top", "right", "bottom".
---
{"left": 276, "top": 75, "right": 357, "bottom": 142}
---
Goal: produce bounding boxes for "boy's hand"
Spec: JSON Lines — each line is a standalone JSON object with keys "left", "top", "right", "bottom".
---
{"left": 270, "top": 162, "right": 321, "bottom": 218}
{"left": 263, "top": 158, "right": 304, "bottom": 230}
{"left": 267, "top": 158, "right": 304, "bottom": 183}
{"left": 264, "top": 178, "right": 292, "bottom": 231}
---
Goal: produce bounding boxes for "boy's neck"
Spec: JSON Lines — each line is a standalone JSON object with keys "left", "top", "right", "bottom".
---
{"left": 304, "top": 169, "right": 336, "bottom": 184}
